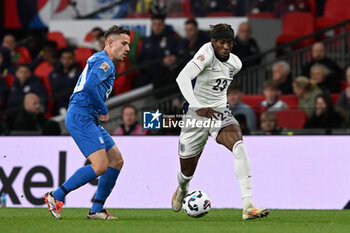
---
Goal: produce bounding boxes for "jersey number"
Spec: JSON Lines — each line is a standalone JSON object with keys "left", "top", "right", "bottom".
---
{"left": 73, "top": 64, "right": 88, "bottom": 93}
{"left": 213, "top": 79, "right": 228, "bottom": 92}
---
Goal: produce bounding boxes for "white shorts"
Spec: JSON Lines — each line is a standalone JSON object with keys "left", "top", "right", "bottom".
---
{"left": 178, "top": 107, "right": 239, "bottom": 159}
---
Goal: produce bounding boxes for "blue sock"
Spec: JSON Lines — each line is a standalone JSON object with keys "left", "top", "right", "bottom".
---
{"left": 91, "top": 167, "right": 120, "bottom": 213}
{"left": 53, "top": 165, "right": 97, "bottom": 202}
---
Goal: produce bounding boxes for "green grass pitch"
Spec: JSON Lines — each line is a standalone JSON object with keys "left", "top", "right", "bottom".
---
{"left": 0, "top": 208, "right": 350, "bottom": 233}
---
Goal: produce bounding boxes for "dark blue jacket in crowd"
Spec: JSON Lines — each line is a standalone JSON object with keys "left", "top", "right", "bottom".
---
{"left": 179, "top": 30, "right": 210, "bottom": 64}
{"left": 134, "top": 25, "right": 179, "bottom": 87}
{"left": 49, "top": 61, "right": 81, "bottom": 115}
{"left": 6, "top": 75, "right": 48, "bottom": 110}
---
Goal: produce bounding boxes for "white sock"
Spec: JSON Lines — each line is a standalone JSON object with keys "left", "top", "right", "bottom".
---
{"left": 232, "top": 140, "right": 253, "bottom": 209}
{"left": 177, "top": 171, "right": 192, "bottom": 193}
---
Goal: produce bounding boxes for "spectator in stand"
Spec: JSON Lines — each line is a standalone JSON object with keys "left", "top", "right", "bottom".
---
{"left": 12, "top": 93, "right": 46, "bottom": 131}
{"left": 302, "top": 42, "right": 341, "bottom": 86}
{"left": 1, "top": 34, "right": 31, "bottom": 66}
{"left": 336, "top": 67, "right": 350, "bottom": 125}
{"left": 31, "top": 40, "right": 58, "bottom": 71}
{"left": 31, "top": 41, "right": 58, "bottom": 96}
{"left": 26, "top": 33, "right": 44, "bottom": 61}
{"left": 0, "top": 47, "right": 15, "bottom": 75}
{"left": 310, "top": 63, "right": 338, "bottom": 93}
{"left": 6, "top": 64, "right": 47, "bottom": 110}
{"left": 97, "top": 32, "right": 106, "bottom": 51}
{"left": 49, "top": 49, "right": 82, "bottom": 116}
{"left": 304, "top": 93, "right": 343, "bottom": 129}
{"left": 260, "top": 111, "right": 281, "bottom": 135}
{"left": 232, "top": 22, "right": 261, "bottom": 68}
{"left": 227, "top": 84, "right": 257, "bottom": 130}
{"left": 260, "top": 80, "right": 288, "bottom": 112}
{"left": 113, "top": 105, "right": 148, "bottom": 135}
{"left": 87, "top": 27, "right": 104, "bottom": 51}
{"left": 316, "top": 0, "right": 326, "bottom": 17}
{"left": 179, "top": 18, "right": 210, "bottom": 65}
{"left": 271, "top": 60, "right": 293, "bottom": 94}
{"left": 293, "top": 76, "right": 322, "bottom": 117}
{"left": 133, "top": 13, "right": 179, "bottom": 89}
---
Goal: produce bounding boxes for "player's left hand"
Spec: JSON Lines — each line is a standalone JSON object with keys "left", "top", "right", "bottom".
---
{"left": 99, "top": 113, "right": 109, "bottom": 122}
{"left": 195, "top": 108, "right": 221, "bottom": 120}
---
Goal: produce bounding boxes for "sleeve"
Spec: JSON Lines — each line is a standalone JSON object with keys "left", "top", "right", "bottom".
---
{"left": 176, "top": 61, "right": 203, "bottom": 107}
{"left": 232, "top": 55, "right": 243, "bottom": 76}
{"left": 84, "top": 72, "right": 109, "bottom": 115}
{"left": 190, "top": 45, "right": 214, "bottom": 72}
{"left": 84, "top": 59, "right": 113, "bottom": 115}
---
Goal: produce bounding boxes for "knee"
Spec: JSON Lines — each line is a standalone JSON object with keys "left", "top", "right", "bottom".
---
{"left": 110, "top": 153, "right": 124, "bottom": 170}
{"left": 93, "top": 161, "right": 108, "bottom": 176}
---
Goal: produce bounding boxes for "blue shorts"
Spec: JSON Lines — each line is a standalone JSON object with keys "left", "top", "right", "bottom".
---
{"left": 65, "top": 108, "right": 115, "bottom": 157}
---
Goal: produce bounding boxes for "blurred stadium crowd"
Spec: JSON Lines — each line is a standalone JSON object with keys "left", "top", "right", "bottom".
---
{"left": 1, "top": 0, "right": 350, "bottom": 136}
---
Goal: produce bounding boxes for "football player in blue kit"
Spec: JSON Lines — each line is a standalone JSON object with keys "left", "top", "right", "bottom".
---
{"left": 44, "top": 26, "right": 130, "bottom": 220}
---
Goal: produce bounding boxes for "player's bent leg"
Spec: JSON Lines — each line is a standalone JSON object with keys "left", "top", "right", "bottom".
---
{"left": 45, "top": 149, "right": 107, "bottom": 220}
{"left": 172, "top": 152, "right": 202, "bottom": 212}
{"left": 89, "top": 145, "right": 122, "bottom": 219}
{"left": 216, "top": 124, "right": 269, "bottom": 220}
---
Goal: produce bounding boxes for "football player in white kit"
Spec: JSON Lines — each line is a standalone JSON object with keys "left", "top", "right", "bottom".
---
{"left": 171, "top": 24, "right": 269, "bottom": 220}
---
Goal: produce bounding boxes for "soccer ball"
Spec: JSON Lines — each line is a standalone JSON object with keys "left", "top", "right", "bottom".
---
{"left": 182, "top": 190, "right": 211, "bottom": 218}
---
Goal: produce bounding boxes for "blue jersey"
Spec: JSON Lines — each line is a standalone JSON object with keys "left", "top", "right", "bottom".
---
{"left": 69, "top": 50, "right": 115, "bottom": 116}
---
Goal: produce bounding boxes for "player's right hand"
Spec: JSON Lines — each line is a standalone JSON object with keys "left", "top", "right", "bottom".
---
{"left": 99, "top": 113, "right": 109, "bottom": 122}
{"left": 195, "top": 108, "right": 220, "bottom": 120}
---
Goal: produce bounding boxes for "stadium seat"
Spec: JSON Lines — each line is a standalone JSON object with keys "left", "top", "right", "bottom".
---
{"left": 241, "top": 95, "right": 265, "bottom": 111}
{"left": 276, "top": 109, "right": 308, "bottom": 129}
{"left": 84, "top": 32, "right": 93, "bottom": 42}
{"left": 47, "top": 31, "right": 67, "bottom": 50}
{"left": 279, "top": 95, "right": 299, "bottom": 109}
{"left": 75, "top": 48, "right": 94, "bottom": 69}
{"left": 331, "top": 94, "right": 340, "bottom": 105}
{"left": 315, "top": 0, "right": 350, "bottom": 31}
{"left": 276, "top": 12, "right": 315, "bottom": 47}
{"left": 34, "top": 61, "right": 53, "bottom": 95}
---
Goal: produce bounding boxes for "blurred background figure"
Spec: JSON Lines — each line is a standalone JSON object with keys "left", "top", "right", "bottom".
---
{"left": 6, "top": 64, "right": 47, "bottom": 110}
{"left": 260, "top": 111, "right": 281, "bottom": 135}
{"left": 1, "top": 34, "right": 31, "bottom": 66}
{"left": 227, "top": 84, "right": 257, "bottom": 130}
{"left": 302, "top": 42, "right": 341, "bottom": 89}
{"left": 293, "top": 76, "right": 322, "bottom": 117}
{"left": 179, "top": 18, "right": 209, "bottom": 65}
{"left": 310, "top": 63, "right": 338, "bottom": 93}
{"left": 133, "top": 13, "right": 179, "bottom": 89}
{"left": 304, "top": 94, "right": 343, "bottom": 129}
{"left": 113, "top": 105, "right": 148, "bottom": 135}
{"left": 49, "top": 49, "right": 81, "bottom": 116}
{"left": 337, "top": 67, "right": 350, "bottom": 126}
{"left": 271, "top": 61, "right": 293, "bottom": 94}
{"left": 232, "top": 22, "right": 261, "bottom": 68}
{"left": 12, "top": 93, "right": 46, "bottom": 131}
{"left": 260, "top": 80, "right": 288, "bottom": 112}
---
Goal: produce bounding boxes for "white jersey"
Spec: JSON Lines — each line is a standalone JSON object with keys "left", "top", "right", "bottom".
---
{"left": 188, "top": 42, "right": 242, "bottom": 108}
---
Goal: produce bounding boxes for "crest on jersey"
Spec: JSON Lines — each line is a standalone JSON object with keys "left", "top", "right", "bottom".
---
{"left": 100, "top": 62, "right": 110, "bottom": 72}
{"left": 229, "top": 68, "right": 235, "bottom": 79}
{"left": 196, "top": 54, "right": 206, "bottom": 62}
